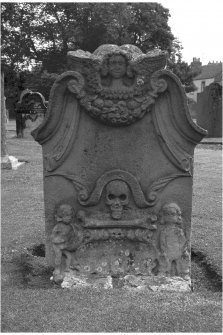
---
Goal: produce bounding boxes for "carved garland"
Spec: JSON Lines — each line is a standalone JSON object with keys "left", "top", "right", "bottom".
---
{"left": 67, "top": 71, "right": 167, "bottom": 126}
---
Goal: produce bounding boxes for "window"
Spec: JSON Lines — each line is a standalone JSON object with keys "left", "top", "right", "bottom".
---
{"left": 201, "top": 81, "right": 206, "bottom": 92}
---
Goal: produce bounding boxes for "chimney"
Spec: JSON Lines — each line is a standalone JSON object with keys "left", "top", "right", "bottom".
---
{"left": 190, "top": 57, "right": 202, "bottom": 75}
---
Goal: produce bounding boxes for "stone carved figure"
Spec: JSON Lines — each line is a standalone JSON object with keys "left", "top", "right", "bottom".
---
{"left": 158, "top": 203, "right": 190, "bottom": 277}
{"left": 51, "top": 203, "right": 82, "bottom": 282}
{"left": 65, "top": 44, "right": 168, "bottom": 127}
{"left": 105, "top": 180, "right": 130, "bottom": 220}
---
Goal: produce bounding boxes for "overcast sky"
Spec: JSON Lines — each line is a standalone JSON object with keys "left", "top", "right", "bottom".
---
{"left": 160, "top": 0, "right": 223, "bottom": 64}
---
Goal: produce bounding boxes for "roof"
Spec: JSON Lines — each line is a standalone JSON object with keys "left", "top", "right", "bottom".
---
{"left": 194, "top": 62, "right": 222, "bottom": 80}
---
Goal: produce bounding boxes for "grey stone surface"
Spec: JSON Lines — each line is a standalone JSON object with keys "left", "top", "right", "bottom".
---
{"left": 32, "top": 44, "right": 207, "bottom": 288}
{"left": 196, "top": 83, "right": 222, "bottom": 138}
{"left": 59, "top": 271, "right": 191, "bottom": 292}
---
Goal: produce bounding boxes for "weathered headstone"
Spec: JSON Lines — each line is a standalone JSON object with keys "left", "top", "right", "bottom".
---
{"left": 32, "top": 44, "right": 207, "bottom": 291}
{"left": 196, "top": 82, "right": 222, "bottom": 138}
{"left": 16, "top": 89, "right": 47, "bottom": 138}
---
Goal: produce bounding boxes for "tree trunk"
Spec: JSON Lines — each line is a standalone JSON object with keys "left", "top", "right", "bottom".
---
{"left": 1, "top": 71, "right": 24, "bottom": 170}
{"left": 1, "top": 71, "right": 13, "bottom": 169}
{"left": 1, "top": 71, "right": 8, "bottom": 159}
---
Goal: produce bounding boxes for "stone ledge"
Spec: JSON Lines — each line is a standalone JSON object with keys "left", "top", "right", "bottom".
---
{"left": 58, "top": 270, "right": 191, "bottom": 292}
{"left": 1, "top": 155, "right": 25, "bottom": 170}
{"left": 201, "top": 137, "right": 222, "bottom": 144}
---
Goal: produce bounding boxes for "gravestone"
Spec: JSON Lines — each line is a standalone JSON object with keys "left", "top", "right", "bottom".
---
{"left": 16, "top": 89, "right": 47, "bottom": 138}
{"left": 196, "top": 82, "right": 222, "bottom": 138}
{"left": 32, "top": 44, "right": 207, "bottom": 291}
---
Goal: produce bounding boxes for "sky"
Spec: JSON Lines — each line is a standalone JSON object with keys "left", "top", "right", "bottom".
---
{"left": 159, "top": 0, "right": 223, "bottom": 65}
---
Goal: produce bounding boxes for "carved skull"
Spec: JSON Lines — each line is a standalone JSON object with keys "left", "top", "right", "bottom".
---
{"left": 105, "top": 180, "right": 129, "bottom": 220}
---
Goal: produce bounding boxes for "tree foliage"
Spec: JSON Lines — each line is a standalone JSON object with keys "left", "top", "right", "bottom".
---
{"left": 24, "top": 70, "right": 59, "bottom": 98}
{"left": 1, "top": 2, "right": 175, "bottom": 71}
{"left": 167, "top": 39, "right": 200, "bottom": 92}
{"left": 1, "top": 2, "right": 196, "bottom": 113}
{"left": 169, "top": 60, "right": 199, "bottom": 92}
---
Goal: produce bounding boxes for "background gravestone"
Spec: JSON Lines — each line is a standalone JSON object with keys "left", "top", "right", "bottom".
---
{"left": 196, "top": 82, "right": 222, "bottom": 138}
{"left": 32, "top": 44, "right": 207, "bottom": 290}
{"left": 16, "top": 89, "right": 47, "bottom": 138}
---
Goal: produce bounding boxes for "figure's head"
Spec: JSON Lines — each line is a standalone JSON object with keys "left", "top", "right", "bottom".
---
{"left": 100, "top": 52, "right": 134, "bottom": 84}
{"left": 159, "top": 203, "right": 182, "bottom": 225}
{"left": 108, "top": 54, "right": 127, "bottom": 79}
{"left": 55, "top": 204, "right": 74, "bottom": 224}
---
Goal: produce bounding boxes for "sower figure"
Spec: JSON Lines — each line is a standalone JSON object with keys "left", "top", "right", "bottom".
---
{"left": 158, "top": 203, "right": 190, "bottom": 278}
{"left": 51, "top": 204, "right": 82, "bottom": 283}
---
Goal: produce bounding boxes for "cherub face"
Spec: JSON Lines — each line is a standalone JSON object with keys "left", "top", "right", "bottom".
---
{"left": 161, "top": 203, "right": 181, "bottom": 225}
{"left": 55, "top": 204, "right": 73, "bottom": 224}
{"left": 108, "top": 55, "right": 127, "bottom": 79}
{"left": 162, "top": 208, "right": 178, "bottom": 224}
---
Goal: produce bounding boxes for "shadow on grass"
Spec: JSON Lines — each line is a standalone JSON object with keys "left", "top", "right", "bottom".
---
{"left": 191, "top": 248, "right": 222, "bottom": 292}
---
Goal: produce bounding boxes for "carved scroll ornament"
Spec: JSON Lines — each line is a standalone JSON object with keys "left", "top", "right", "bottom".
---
{"left": 46, "top": 169, "right": 191, "bottom": 209}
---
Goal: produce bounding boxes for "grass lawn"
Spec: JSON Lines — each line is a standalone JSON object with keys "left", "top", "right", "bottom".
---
{"left": 1, "top": 136, "right": 222, "bottom": 332}
{"left": 192, "top": 147, "right": 222, "bottom": 276}
{"left": 1, "top": 288, "right": 221, "bottom": 332}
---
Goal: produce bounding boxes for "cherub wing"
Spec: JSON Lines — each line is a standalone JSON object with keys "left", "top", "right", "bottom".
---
{"left": 67, "top": 50, "right": 101, "bottom": 93}
{"left": 131, "top": 50, "right": 167, "bottom": 88}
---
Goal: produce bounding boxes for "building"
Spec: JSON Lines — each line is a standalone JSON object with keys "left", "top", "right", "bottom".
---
{"left": 187, "top": 58, "right": 222, "bottom": 102}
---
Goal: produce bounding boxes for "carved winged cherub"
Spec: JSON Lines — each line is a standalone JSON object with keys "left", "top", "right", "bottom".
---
{"left": 67, "top": 44, "right": 167, "bottom": 126}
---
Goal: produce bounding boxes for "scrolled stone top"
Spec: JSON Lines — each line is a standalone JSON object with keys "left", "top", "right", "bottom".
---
{"left": 93, "top": 44, "right": 143, "bottom": 58}
{"left": 68, "top": 44, "right": 167, "bottom": 64}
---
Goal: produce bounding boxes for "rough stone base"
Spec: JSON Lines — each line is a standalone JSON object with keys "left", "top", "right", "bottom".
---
{"left": 1, "top": 155, "right": 25, "bottom": 170}
{"left": 56, "top": 270, "right": 191, "bottom": 292}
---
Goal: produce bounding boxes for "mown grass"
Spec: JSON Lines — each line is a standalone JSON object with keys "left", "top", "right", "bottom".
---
{"left": 1, "top": 288, "right": 221, "bottom": 332}
{"left": 1, "top": 138, "right": 45, "bottom": 250}
{"left": 1, "top": 136, "right": 222, "bottom": 332}
{"left": 192, "top": 147, "right": 222, "bottom": 276}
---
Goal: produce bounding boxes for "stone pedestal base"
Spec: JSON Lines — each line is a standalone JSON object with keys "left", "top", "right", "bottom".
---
{"left": 1, "top": 155, "right": 25, "bottom": 170}
{"left": 57, "top": 270, "right": 191, "bottom": 292}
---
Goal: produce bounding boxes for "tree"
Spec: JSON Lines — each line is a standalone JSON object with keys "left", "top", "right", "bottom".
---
{"left": 24, "top": 70, "right": 58, "bottom": 99}
{"left": 1, "top": 2, "right": 196, "bottom": 114}
{"left": 167, "top": 39, "right": 200, "bottom": 92}
{"left": 1, "top": 2, "right": 176, "bottom": 72}
{"left": 1, "top": 3, "right": 44, "bottom": 69}
{"left": 169, "top": 60, "right": 199, "bottom": 93}
{"left": 2, "top": 64, "right": 26, "bottom": 119}
{"left": 1, "top": 71, "right": 8, "bottom": 160}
